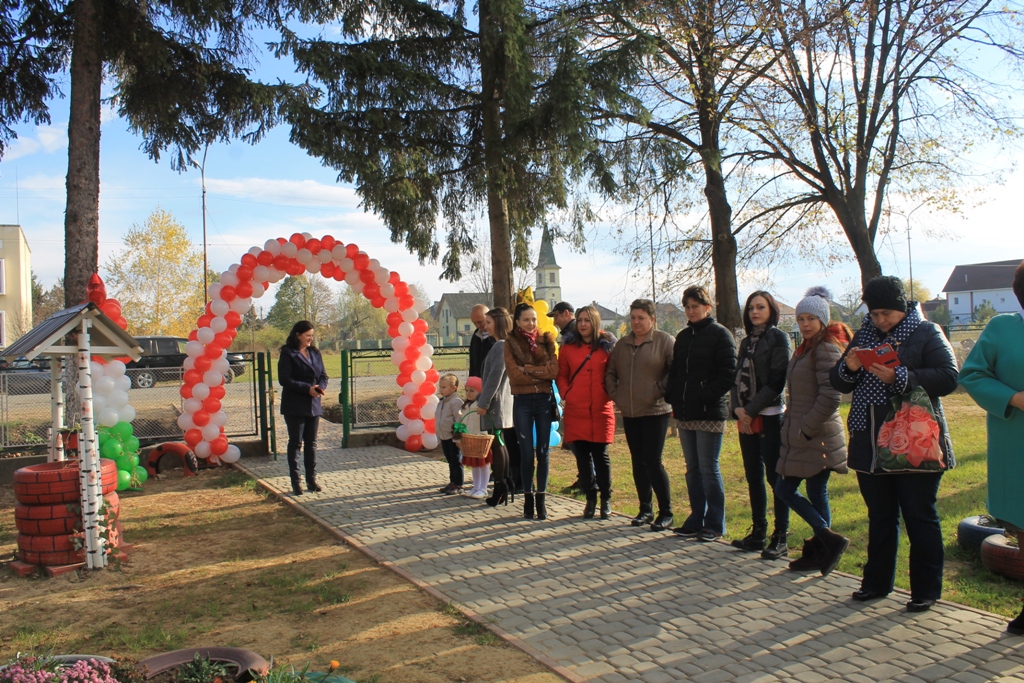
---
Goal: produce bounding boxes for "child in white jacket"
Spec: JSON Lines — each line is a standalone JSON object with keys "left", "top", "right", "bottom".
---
{"left": 435, "top": 374, "right": 464, "bottom": 494}
{"left": 457, "top": 377, "right": 492, "bottom": 499}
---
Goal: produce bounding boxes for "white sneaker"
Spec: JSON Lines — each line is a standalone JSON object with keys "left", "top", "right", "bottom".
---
{"left": 468, "top": 490, "right": 487, "bottom": 499}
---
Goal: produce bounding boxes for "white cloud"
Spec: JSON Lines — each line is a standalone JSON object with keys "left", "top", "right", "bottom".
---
{"left": 206, "top": 177, "right": 362, "bottom": 209}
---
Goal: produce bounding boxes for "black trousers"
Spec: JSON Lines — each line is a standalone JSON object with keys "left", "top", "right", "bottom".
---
{"left": 857, "top": 469, "right": 944, "bottom": 601}
{"left": 570, "top": 441, "right": 612, "bottom": 496}
{"left": 285, "top": 414, "right": 319, "bottom": 485}
{"left": 440, "top": 438, "right": 464, "bottom": 487}
{"left": 503, "top": 427, "right": 522, "bottom": 488}
{"left": 623, "top": 414, "right": 672, "bottom": 516}
{"left": 737, "top": 414, "right": 788, "bottom": 532}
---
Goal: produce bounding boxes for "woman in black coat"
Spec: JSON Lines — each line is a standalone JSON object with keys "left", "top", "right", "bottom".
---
{"left": 666, "top": 286, "right": 737, "bottom": 542}
{"left": 830, "top": 276, "right": 958, "bottom": 613}
{"left": 279, "top": 320, "right": 329, "bottom": 495}
{"left": 729, "top": 291, "right": 792, "bottom": 558}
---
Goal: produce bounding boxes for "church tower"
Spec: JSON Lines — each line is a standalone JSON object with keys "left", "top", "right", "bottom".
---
{"left": 534, "top": 229, "right": 561, "bottom": 308}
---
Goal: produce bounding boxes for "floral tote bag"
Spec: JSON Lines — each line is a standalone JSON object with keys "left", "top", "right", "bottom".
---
{"left": 876, "top": 386, "right": 947, "bottom": 471}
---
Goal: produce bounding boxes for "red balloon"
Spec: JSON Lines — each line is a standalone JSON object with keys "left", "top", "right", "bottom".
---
{"left": 400, "top": 360, "right": 417, "bottom": 375}
{"left": 405, "top": 346, "right": 421, "bottom": 360}
{"left": 353, "top": 253, "right": 370, "bottom": 270}
{"left": 321, "top": 262, "right": 335, "bottom": 278}
{"left": 197, "top": 314, "right": 213, "bottom": 328}
{"left": 306, "top": 238, "right": 322, "bottom": 254}
{"left": 277, "top": 237, "right": 288, "bottom": 245}
{"left": 404, "top": 434, "right": 423, "bottom": 452}
{"left": 399, "top": 295, "right": 415, "bottom": 310}
{"left": 371, "top": 296, "right": 386, "bottom": 308}
{"left": 425, "top": 369, "right": 440, "bottom": 383}
{"left": 204, "top": 344, "right": 223, "bottom": 359}
{"left": 333, "top": 269, "right": 345, "bottom": 282}
{"left": 359, "top": 268, "right": 376, "bottom": 284}
{"left": 241, "top": 253, "right": 258, "bottom": 268}
{"left": 396, "top": 373, "right": 412, "bottom": 387}
{"left": 236, "top": 265, "right": 254, "bottom": 282}
{"left": 183, "top": 369, "right": 203, "bottom": 385}
{"left": 214, "top": 332, "right": 233, "bottom": 348}
{"left": 206, "top": 301, "right": 215, "bottom": 315}
{"left": 388, "top": 272, "right": 401, "bottom": 284}
{"left": 257, "top": 250, "right": 274, "bottom": 266}
{"left": 188, "top": 330, "right": 198, "bottom": 341}
{"left": 209, "top": 385, "right": 226, "bottom": 400}
{"left": 410, "top": 331, "right": 427, "bottom": 347}
{"left": 273, "top": 254, "right": 290, "bottom": 271}
{"left": 411, "top": 392, "right": 427, "bottom": 407}
{"left": 236, "top": 281, "right": 254, "bottom": 298}
{"left": 289, "top": 233, "right": 306, "bottom": 248}
{"left": 394, "top": 282, "right": 410, "bottom": 297}
{"left": 423, "top": 418, "right": 436, "bottom": 433}
{"left": 184, "top": 429, "right": 203, "bottom": 446}
{"left": 211, "top": 436, "right": 229, "bottom": 456}
{"left": 220, "top": 285, "right": 237, "bottom": 302}
{"left": 345, "top": 244, "right": 359, "bottom": 258}
{"left": 115, "top": 316, "right": 128, "bottom": 330}
{"left": 321, "top": 235, "right": 337, "bottom": 251}
{"left": 180, "top": 384, "right": 194, "bottom": 399}
{"left": 225, "top": 311, "right": 242, "bottom": 328}
{"left": 403, "top": 405, "right": 421, "bottom": 420}
{"left": 413, "top": 319, "right": 429, "bottom": 334}
{"left": 387, "top": 325, "right": 400, "bottom": 338}
{"left": 194, "top": 356, "right": 212, "bottom": 372}
{"left": 192, "top": 410, "right": 211, "bottom": 427}
{"left": 100, "top": 300, "right": 121, "bottom": 319}
{"left": 287, "top": 261, "right": 305, "bottom": 276}
{"left": 363, "top": 282, "right": 380, "bottom": 298}
{"left": 386, "top": 311, "right": 403, "bottom": 327}
{"left": 202, "top": 397, "right": 222, "bottom": 413}
{"left": 419, "top": 382, "right": 436, "bottom": 395}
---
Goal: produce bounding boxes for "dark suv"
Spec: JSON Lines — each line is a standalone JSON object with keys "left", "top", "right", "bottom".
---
{"left": 126, "top": 336, "right": 246, "bottom": 388}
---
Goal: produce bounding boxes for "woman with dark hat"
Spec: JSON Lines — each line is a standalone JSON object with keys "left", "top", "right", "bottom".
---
{"left": 278, "top": 320, "right": 329, "bottom": 496}
{"left": 830, "top": 276, "right": 958, "bottom": 612}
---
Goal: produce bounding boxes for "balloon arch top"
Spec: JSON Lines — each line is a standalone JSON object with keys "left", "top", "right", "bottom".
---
{"left": 178, "top": 233, "right": 439, "bottom": 464}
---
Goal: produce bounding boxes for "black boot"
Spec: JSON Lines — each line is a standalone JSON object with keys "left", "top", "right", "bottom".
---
{"left": 535, "top": 493, "right": 548, "bottom": 520}
{"left": 630, "top": 508, "right": 654, "bottom": 526}
{"left": 290, "top": 473, "right": 303, "bottom": 496}
{"left": 761, "top": 528, "right": 788, "bottom": 559}
{"left": 506, "top": 478, "right": 516, "bottom": 504}
{"left": 523, "top": 493, "right": 535, "bottom": 519}
{"left": 486, "top": 481, "right": 508, "bottom": 507}
{"left": 599, "top": 492, "right": 611, "bottom": 520}
{"left": 815, "top": 527, "right": 850, "bottom": 577}
{"left": 306, "top": 476, "right": 323, "bottom": 493}
{"left": 731, "top": 524, "right": 768, "bottom": 552}
{"left": 1008, "top": 604, "right": 1024, "bottom": 635}
{"left": 583, "top": 491, "right": 597, "bottom": 519}
{"left": 788, "top": 538, "right": 823, "bottom": 571}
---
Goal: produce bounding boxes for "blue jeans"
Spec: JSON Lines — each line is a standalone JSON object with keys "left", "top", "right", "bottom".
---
{"left": 513, "top": 393, "right": 553, "bottom": 493}
{"left": 776, "top": 471, "right": 831, "bottom": 533}
{"left": 679, "top": 428, "right": 726, "bottom": 535}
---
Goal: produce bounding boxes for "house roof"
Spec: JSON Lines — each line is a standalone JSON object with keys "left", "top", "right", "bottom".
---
{"left": 536, "top": 229, "right": 559, "bottom": 269}
{"left": 2, "top": 303, "right": 143, "bottom": 360}
{"left": 777, "top": 301, "right": 796, "bottom": 316}
{"left": 920, "top": 298, "right": 945, "bottom": 314}
{"left": 438, "top": 292, "right": 490, "bottom": 320}
{"left": 590, "top": 302, "right": 623, "bottom": 321}
{"left": 942, "top": 259, "right": 1021, "bottom": 293}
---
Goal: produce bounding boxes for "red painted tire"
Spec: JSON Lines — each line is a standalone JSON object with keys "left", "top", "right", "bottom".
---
{"left": 14, "top": 493, "right": 120, "bottom": 535}
{"left": 13, "top": 460, "right": 118, "bottom": 505}
{"left": 16, "top": 525, "right": 121, "bottom": 567}
{"left": 146, "top": 442, "right": 199, "bottom": 477}
{"left": 981, "top": 534, "right": 1024, "bottom": 581}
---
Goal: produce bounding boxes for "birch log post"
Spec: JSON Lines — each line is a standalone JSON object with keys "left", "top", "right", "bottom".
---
{"left": 50, "top": 359, "right": 65, "bottom": 463}
{"left": 77, "top": 318, "right": 106, "bottom": 569}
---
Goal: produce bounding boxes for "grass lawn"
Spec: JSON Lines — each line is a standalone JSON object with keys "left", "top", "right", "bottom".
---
{"left": 545, "top": 392, "right": 1022, "bottom": 617}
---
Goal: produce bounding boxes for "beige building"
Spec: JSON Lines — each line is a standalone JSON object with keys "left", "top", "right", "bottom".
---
{"left": 0, "top": 225, "right": 33, "bottom": 348}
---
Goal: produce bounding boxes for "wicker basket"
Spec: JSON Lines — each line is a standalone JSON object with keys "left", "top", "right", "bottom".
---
{"left": 459, "top": 433, "right": 494, "bottom": 460}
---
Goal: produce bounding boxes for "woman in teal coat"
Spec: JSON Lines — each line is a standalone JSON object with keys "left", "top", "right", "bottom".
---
{"left": 959, "top": 260, "right": 1024, "bottom": 635}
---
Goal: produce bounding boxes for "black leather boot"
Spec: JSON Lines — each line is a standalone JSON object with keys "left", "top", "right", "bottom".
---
{"left": 815, "top": 527, "right": 850, "bottom": 577}
{"left": 306, "top": 476, "right": 323, "bottom": 493}
{"left": 731, "top": 524, "right": 768, "bottom": 552}
{"left": 486, "top": 480, "right": 508, "bottom": 507}
{"left": 599, "top": 492, "right": 611, "bottom": 519}
{"left": 583, "top": 491, "right": 597, "bottom": 519}
{"left": 535, "top": 493, "right": 548, "bottom": 520}
{"left": 523, "top": 492, "right": 535, "bottom": 519}
{"left": 761, "top": 528, "right": 788, "bottom": 559}
{"left": 290, "top": 473, "right": 303, "bottom": 496}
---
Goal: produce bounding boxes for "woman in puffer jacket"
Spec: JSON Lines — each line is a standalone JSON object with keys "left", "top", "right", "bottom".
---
{"left": 557, "top": 305, "right": 617, "bottom": 520}
{"left": 775, "top": 287, "right": 851, "bottom": 577}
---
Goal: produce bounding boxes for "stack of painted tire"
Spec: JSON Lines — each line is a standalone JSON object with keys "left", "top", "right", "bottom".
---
{"left": 12, "top": 459, "right": 121, "bottom": 567}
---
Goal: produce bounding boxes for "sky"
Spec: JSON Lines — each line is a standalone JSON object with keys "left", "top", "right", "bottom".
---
{"left": 2, "top": 61, "right": 1024, "bottom": 317}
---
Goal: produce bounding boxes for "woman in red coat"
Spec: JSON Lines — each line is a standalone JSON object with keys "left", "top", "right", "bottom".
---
{"left": 557, "top": 305, "right": 617, "bottom": 519}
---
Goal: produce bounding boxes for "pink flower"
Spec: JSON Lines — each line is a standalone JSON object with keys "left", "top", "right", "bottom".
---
{"left": 877, "top": 421, "right": 894, "bottom": 447}
{"left": 889, "top": 431, "right": 911, "bottom": 455}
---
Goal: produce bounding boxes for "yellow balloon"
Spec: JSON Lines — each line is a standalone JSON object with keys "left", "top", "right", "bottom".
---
{"left": 516, "top": 286, "right": 535, "bottom": 304}
{"left": 533, "top": 300, "right": 549, "bottom": 318}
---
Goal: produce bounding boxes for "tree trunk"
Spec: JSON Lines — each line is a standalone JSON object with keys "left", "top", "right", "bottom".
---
{"left": 479, "top": 0, "right": 514, "bottom": 311}
{"left": 705, "top": 166, "right": 741, "bottom": 332}
{"left": 63, "top": 0, "right": 102, "bottom": 309}
{"left": 828, "top": 195, "right": 884, "bottom": 289}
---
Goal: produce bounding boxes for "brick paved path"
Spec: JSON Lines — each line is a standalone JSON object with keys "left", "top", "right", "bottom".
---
{"left": 241, "top": 425, "right": 1024, "bottom": 682}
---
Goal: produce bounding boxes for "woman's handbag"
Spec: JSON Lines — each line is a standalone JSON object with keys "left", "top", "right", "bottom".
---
{"left": 876, "top": 386, "right": 947, "bottom": 471}
{"left": 549, "top": 392, "right": 561, "bottom": 421}
{"left": 737, "top": 415, "right": 764, "bottom": 434}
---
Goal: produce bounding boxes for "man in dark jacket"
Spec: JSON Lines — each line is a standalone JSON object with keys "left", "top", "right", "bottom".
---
{"left": 549, "top": 302, "right": 577, "bottom": 344}
{"left": 468, "top": 304, "right": 495, "bottom": 377}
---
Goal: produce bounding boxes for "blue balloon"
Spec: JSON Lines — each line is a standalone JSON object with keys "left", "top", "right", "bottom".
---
{"left": 550, "top": 431, "right": 562, "bottom": 447}
{"left": 551, "top": 421, "right": 559, "bottom": 432}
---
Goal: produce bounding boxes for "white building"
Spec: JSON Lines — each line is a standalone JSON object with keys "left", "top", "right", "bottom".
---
{"left": 534, "top": 229, "right": 561, "bottom": 309}
{"left": 941, "top": 259, "right": 1021, "bottom": 323}
{"left": 0, "top": 225, "right": 33, "bottom": 347}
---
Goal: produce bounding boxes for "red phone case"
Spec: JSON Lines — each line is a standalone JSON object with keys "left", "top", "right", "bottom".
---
{"left": 854, "top": 344, "right": 901, "bottom": 369}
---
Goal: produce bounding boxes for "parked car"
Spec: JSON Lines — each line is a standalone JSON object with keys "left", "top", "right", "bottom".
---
{"left": 0, "top": 356, "right": 54, "bottom": 395}
{"left": 126, "top": 336, "right": 247, "bottom": 389}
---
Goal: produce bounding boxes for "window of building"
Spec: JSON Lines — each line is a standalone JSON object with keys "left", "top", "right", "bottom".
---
{"left": 463, "top": 324, "right": 470, "bottom": 331}
{"left": 0, "top": 259, "right": 5, "bottom": 295}
{"left": 954, "top": 297, "right": 959, "bottom": 305}
{"left": 548, "top": 272, "right": 555, "bottom": 284}
{"left": 537, "top": 272, "right": 542, "bottom": 286}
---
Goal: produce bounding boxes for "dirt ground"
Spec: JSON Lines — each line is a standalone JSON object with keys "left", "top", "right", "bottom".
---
{"left": 0, "top": 468, "right": 562, "bottom": 683}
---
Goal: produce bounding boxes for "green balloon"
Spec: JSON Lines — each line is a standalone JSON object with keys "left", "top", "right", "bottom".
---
{"left": 116, "top": 469, "right": 132, "bottom": 491}
{"left": 134, "top": 465, "right": 148, "bottom": 485}
{"left": 114, "top": 453, "right": 133, "bottom": 471}
{"left": 113, "top": 421, "right": 133, "bottom": 440}
{"left": 129, "top": 454, "right": 140, "bottom": 469}
{"left": 125, "top": 435, "right": 140, "bottom": 453}
{"left": 98, "top": 431, "right": 110, "bottom": 446}
{"left": 100, "top": 440, "right": 124, "bottom": 460}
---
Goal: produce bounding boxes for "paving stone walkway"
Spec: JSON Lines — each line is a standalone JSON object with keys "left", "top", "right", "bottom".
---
{"left": 240, "top": 426, "right": 1024, "bottom": 682}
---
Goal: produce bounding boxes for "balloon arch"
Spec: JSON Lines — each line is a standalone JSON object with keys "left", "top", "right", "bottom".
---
{"left": 177, "top": 233, "right": 438, "bottom": 465}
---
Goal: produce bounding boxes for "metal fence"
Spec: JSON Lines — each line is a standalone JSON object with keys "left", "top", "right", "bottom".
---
{"left": 942, "top": 324, "right": 986, "bottom": 367}
{"left": 340, "top": 346, "right": 470, "bottom": 445}
{"left": 0, "top": 352, "right": 264, "bottom": 453}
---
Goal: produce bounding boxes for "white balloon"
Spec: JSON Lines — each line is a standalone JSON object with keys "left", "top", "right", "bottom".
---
{"left": 302, "top": 231, "right": 313, "bottom": 240}
{"left": 203, "top": 370, "right": 224, "bottom": 387}
{"left": 264, "top": 239, "right": 282, "bottom": 255}
{"left": 374, "top": 267, "right": 390, "bottom": 284}
{"left": 248, "top": 246, "right": 263, "bottom": 258}
{"left": 115, "top": 375, "right": 131, "bottom": 392}
{"left": 398, "top": 412, "right": 411, "bottom": 425}
{"left": 194, "top": 441, "right": 212, "bottom": 459}
{"left": 185, "top": 341, "right": 205, "bottom": 357}
{"left": 296, "top": 248, "right": 313, "bottom": 264}
{"left": 422, "top": 433, "right": 439, "bottom": 450}
{"left": 251, "top": 282, "right": 266, "bottom": 298}
{"left": 392, "top": 336, "right": 409, "bottom": 352}
{"left": 208, "top": 283, "right": 223, "bottom": 300}
{"left": 221, "top": 271, "right": 239, "bottom": 287}
{"left": 397, "top": 394, "right": 411, "bottom": 410}
{"left": 220, "top": 446, "right": 241, "bottom": 464}
{"left": 119, "top": 404, "right": 136, "bottom": 423}
{"left": 306, "top": 260, "right": 322, "bottom": 274}
{"left": 402, "top": 382, "right": 420, "bottom": 396}
{"left": 407, "top": 419, "right": 425, "bottom": 436}
{"left": 391, "top": 351, "right": 404, "bottom": 366}
{"left": 350, "top": 279, "right": 365, "bottom": 294}
{"left": 281, "top": 241, "right": 298, "bottom": 258}
{"left": 401, "top": 308, "right": 418, "bottom": 322}
{"left": 395, "top": 425, "right": 410, "bottom": 441}
{"left": 415, "top": 356, "right": 432, "bottom": 372}
{"left": 423, "top": 394, "right": 440, "bottom": 411}
{"left": 422, "top": 343, "right": 435, "bottom": 357}
{"left": 230, "top": 297, "right": 251, "bottom": 314}
{"left": 108, "top": 390, "right": 129, "bottom": 408}
{"left": 210, "top": 316, "right": 228, "bottom": 333}
{"left": 191, "top": 383, "right": 211, "bottom": 400}
{"left": 177, "top": 413, "right": 195, "bottom": 430}
{"left": 331, "top": 244, "right": 347, "bottom": 260}
{"left": 338, "top": 257, "right": 354, "bottom": 272}
{"left": 210, "top": 410, "right": 228, "bottom": 427}
{"left": 183, "top": 356, "right": 196, "bottom": 371}
{"left": 198, "top": 327, "right": 216, "bottom": 344}
{"left": 92, "top": 394, "right": 107, "bottom": 413}
{"left": 411, "top": 370, "right": 426, "bottom": 384}
{"left": 384, "top": 298, "right": 400, "bottom": 313}
{"left": 105, "top": 360, "right": 126, "bottom": 377}
{"left": 414, "top": 298, "right": 429, "bottom": 313}
{"left": 398, "top": 322, "right": 414, "bottom": 337}
{"left": 253, "top": 265, "right": 271, "bottom": 282}
{"left": 380, "top": 283, "right": 395, "bottom": 298}
{"left": 211, "top": 299, "right": 230, "bottom": 317}
{"left": 94, "top": 376, "right": 115, "bottom": 395}
{"left": 99, "top": 407, "right": 120, "bottom": 427}
{"left": 344, "top": 270, "right": 361, "bottom": 286}
{"left": 318, "top": 249, "right": 333, "bottom": 263}
{"left": 184, "top": 398, "right": 203, "bottom": 413}
{"left": 90, "top": 360, "right": 105, "bottom": 377}
{"left": 202, "top": 423, "right": 221, "bottom": 441}
{"left": 268, "top": 268, "right": 285, "bottom": 283}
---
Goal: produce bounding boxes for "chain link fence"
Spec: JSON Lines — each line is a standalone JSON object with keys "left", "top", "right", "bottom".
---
{"left": 0, "top": 353, "right": 262, "bottom": 453}
{"left": 943, "top": 324, "right": 986, "bottom": 367}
